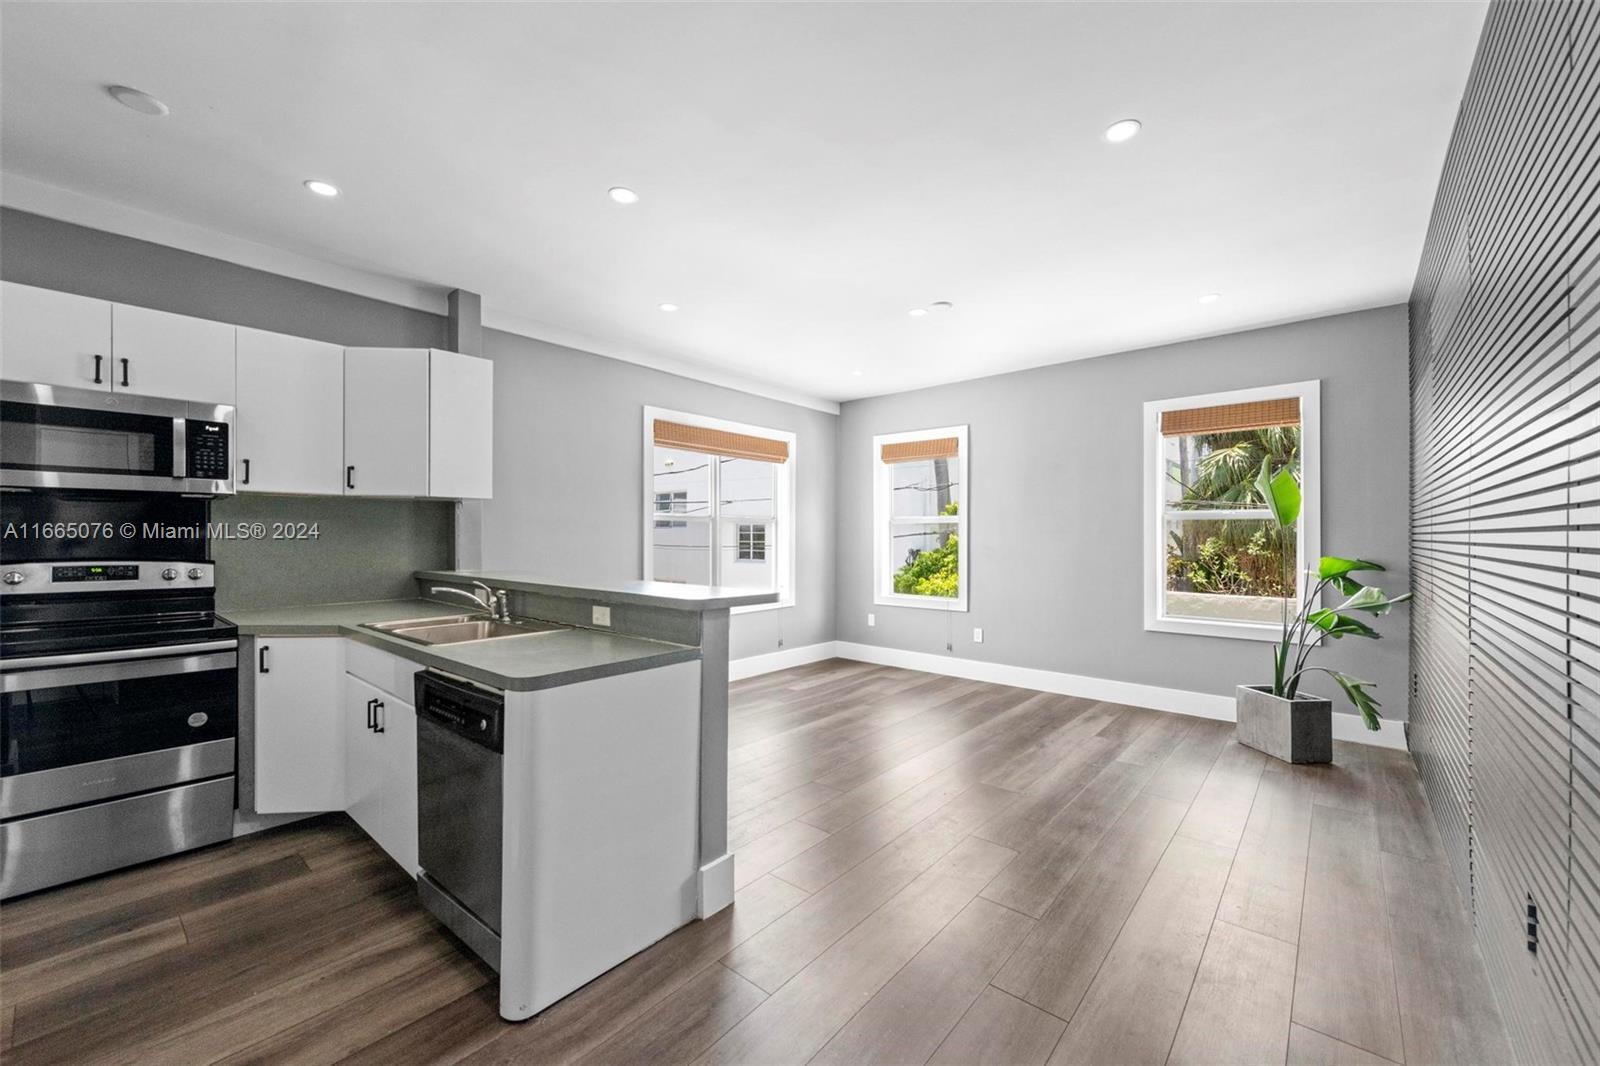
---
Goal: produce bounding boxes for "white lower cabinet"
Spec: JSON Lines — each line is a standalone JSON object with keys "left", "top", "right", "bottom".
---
{"left": 343, "top": 673, "right": 419, "bottom": 875}
{"left": 253, "top": 637, "right": 345, "bottom": 813}
{"left": 250, "top": 635, "right": 418, "bottom": 874}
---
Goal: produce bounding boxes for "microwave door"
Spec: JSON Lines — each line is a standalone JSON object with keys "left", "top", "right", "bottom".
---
{"left": 0, "top": 383, "right": 234, "bottom": 494}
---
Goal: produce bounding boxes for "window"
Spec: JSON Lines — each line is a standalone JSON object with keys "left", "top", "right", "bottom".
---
{"left": 654, "top": 491, "right": 688, "bottom": 528}
{"left": 873, "top": 425, "right": 968, "bottom": 611}
{"left": 737, "top": 524, "right": 766, "bottom": 561}
{"left": 1143, "top": 381, "right": 1320, "bottom": 640}
{"left": 642, "top": 407, "right": 796, "bottom": 610}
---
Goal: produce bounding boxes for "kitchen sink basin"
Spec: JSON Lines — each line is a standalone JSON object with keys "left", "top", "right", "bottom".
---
{"left": 363, "top": 615, "right": 565, "bottom": 646}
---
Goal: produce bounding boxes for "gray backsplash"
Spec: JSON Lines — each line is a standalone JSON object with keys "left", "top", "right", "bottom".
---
{"left": 211, "top": 495, "right": 455, "bottom": 610}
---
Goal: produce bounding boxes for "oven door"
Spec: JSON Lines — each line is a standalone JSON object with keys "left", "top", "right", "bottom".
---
{"left": 0, "top": 382, "right": 234, "bottom": 494}
{"left": 0, "top": 642, "right": 239, "bottom": 820}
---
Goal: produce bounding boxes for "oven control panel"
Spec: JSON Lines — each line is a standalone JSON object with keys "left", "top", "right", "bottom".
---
{"left": 0, "top": 561, "right": 214, "bottom": 594}
{"left": 52, "top": 564, "right": 140, "bottom": 582}
{"left": 185, "top": 420, "right": 230, "bottom": 480}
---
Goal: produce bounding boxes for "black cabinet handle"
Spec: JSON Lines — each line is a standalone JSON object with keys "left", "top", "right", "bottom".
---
{"left": 241, "top": 458, "right": 250, "bottom": 485}
{"left": 366, "top": 697, "right": 377, "bottom": 731}
{"left": 93, "top": 354, "right": 104, "bottom": 384}
{"left": 374, "top": 700, "right": 386, "bottom": 734}
{"left": 259, "top": 645, "right": 269, "bottom": 674}
{"left": 119, "top": 357, "right": 130, "bottom": 387}
{"left": 346, "top": 465, "right": 355, "bottom": 491}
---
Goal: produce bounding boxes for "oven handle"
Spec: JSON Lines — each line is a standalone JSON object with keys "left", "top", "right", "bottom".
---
{"left": 0, "top": 639, "right": 239, "bottom": 672}
{"left": 1, "top": 649, "right": 237, "bottom": 693}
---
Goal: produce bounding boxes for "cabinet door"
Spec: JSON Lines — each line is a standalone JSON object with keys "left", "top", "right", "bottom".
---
{"left": 344, "top": 674, "right": 386, "bottom": 845}
{"left": 344, "top": 348, "right": 429, "bottom": 496}
{"left": 254, "top": 637, "right": 345, "bottom": 813}
{"left": 1, "top": 282, "right": 113, "bottom": 390}
{"left": 111, "top": 303, "right": 235, "bottom": 405}
{"left": 376, "top": 696, "right": 418, "bottom": 875}
{"left": 236, "top": 328, "right": 344, "bottom": 494}
{"left": 429, "top": 349, "right": 494, "bottom": 499}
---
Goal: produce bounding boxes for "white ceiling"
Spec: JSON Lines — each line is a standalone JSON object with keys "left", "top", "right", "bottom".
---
{"left": 1, "top": 2, "right": 1485, "bottom": 409}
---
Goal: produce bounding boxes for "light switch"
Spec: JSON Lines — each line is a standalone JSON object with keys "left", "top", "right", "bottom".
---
{"left": 592, "top": 605, "right": 612, "bottom": 627}
{"left": 867, "top": 613, "right": 876, "bottom": 627}
{"left": 973, "top": 627, "right": 984, "bottom": 643}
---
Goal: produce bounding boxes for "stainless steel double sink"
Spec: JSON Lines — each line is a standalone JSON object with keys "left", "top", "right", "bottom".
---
{"left": 362, "top": 614, "right": 565, "bottom": 646}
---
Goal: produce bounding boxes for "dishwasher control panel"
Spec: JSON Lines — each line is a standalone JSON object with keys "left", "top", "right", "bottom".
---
{"left": 416, "top": 670, "right": 503, "bottom": 753}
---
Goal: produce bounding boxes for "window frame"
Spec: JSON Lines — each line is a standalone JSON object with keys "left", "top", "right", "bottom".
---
{"left": 641, "top": 406, "right": 796, "bottom": 613}
{"left": 1142, "top": 380, "right": 1320, "bottom": 642}
{"left": 873, "top": 424, "right": 969, "bottom": 612}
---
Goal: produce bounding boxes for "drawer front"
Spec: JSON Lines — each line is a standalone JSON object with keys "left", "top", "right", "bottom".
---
{"left": 345, "top": 639, "right": 421, "bottom": 701}
{"left": 0, "top": 776, "right": 235, "bottom": 899}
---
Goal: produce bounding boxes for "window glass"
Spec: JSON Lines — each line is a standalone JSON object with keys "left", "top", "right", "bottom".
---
{"left": 652, "top": 448, "right": 711, "bottom": 519}
{"left": 891, "top": 458, "right": 960, "bottom": 519}
{"left": 1156, "top": 411, "right": 1305, "bottom": 630}
{"left": 890, "top": 523, "right": 960, "bottom": 598}
{"left": 651, "top": 514, "right": 711, "bottom": 585}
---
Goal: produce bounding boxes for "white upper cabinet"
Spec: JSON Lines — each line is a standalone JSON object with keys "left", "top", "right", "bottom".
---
{"left": 111, "top": 303, "right": 236, "bottom": 405}
{"left": 1, "top": 282, "right": 114, "bottom": 390}
{"left": 429, "top": 348, "right": 494, "bottom": 499}
{"left": 344, "top": 347, "right": 430, "bottom": 496}
{"left": 236, "top": 327, "right": 345, "bottom": 494}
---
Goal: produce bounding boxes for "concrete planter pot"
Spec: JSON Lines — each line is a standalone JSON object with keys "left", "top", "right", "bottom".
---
{"left": 1236, "top": 685, "right": 1332, "bottom": 764}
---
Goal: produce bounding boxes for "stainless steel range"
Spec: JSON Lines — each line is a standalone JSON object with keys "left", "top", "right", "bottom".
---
{"left": 0, "top": 492, "right": 237, "bottom": 899}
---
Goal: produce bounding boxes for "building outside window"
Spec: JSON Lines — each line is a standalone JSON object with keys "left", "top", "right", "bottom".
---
{"left": 1143, "top": 381, "right": 1320, "bottom": 640}
{"left": 737, "top": 523, "right": 766, "bottom": 561}
{"left": 643, "top": 407, "right": 795, "bottom": 609}
{"left": 872, "top": 425, "right": 968, "bottom": 611}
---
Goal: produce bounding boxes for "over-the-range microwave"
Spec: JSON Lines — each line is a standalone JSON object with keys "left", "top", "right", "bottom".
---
{"left": 0, "top": 381, "right": 235, "bottom": 495}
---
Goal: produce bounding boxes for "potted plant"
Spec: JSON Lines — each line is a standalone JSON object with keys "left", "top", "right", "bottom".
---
{"left": 1237, "top": 457, "right": 1411, "bottom": 763}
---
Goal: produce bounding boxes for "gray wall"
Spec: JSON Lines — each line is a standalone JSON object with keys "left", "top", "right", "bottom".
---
{"left": 1, "top": 209, "right": 453, "bottom": 609}
{"left": 0, "top": 209, "right": 444, "bottom": 348}
{"left": 479, "top": 329, "right": 838, "bottom": 661}
{"left": 834, "top": 305, "right": 1413, "bottom": 722}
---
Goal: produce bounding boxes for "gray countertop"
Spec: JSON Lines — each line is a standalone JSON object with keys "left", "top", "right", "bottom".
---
{"left": 220, "top": 598, "right": 701, "bottom": 692}
{"left": 415, "top": 570, "right": 780, "bottom": 610}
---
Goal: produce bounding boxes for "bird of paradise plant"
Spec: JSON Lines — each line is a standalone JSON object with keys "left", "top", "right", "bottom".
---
{"left": 1255, "top": 457, "right": 1411, "bottom": 730}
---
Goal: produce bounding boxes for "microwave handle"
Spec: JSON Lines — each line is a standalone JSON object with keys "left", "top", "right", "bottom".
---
{"left": 172, "top": 417, "right": 188, "bottom": 479}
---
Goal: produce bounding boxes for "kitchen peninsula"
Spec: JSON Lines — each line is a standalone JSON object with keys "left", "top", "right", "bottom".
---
{"left": 224, "top": 571, "right": 776, "bottom": 1020}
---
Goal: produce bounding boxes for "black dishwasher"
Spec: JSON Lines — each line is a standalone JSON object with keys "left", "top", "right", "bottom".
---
{"left": 415, "top": 670, "right": 504, "bottom": 971}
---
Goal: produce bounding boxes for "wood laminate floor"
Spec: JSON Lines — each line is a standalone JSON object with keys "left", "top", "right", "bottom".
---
{"left": 1, "top": 661, "right": 1512, "bottom": 1065}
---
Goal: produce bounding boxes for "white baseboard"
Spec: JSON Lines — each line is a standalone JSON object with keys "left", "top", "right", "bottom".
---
{"left": 697, "top": 853, "right": 735, "bottom": 918}
{"left": 818, "top": 641, "right": 1407, "bottom": 751}
{"left": 729, "top": 641, "right": 842, "bottom": 681}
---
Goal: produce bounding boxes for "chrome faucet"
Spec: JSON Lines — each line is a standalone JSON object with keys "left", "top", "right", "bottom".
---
{"left": 429, "top": 581, "right": 511, "bottom": 622}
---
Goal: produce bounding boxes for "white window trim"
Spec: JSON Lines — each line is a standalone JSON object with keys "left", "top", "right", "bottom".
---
{"left": 1142, "top": 380, "right": 1321, "bottom": 642}
{"left": 641, "top": 406, "right": 797, "bottom": 614}
{"left": 873, "top": 424, "right": 969, "bottom": 612}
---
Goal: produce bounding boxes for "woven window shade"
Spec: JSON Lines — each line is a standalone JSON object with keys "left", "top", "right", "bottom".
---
{"left": 653, "top": 419, "right": 789, "bottom": 463}
{"left": 1160, "top": 398, "right": 1300, "bottom": 436}
{"left": 880, "top": 437, "right": 960, "bottom": 463}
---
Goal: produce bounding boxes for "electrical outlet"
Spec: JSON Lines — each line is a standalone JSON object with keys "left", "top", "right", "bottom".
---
{"left": 973, "top": 627, "right": 984, "bottom": 643}
{"left": 592, "top": 605, "right": 612, "bottom": 627}
{"left": 867, "top": 613, "right": 876, "bottom": 627}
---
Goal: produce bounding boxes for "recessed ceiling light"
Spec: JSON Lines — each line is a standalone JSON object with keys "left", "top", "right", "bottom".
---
{"left": 1104, "top": 118, "right": 1142, "bottom": 143}
{"left": 658, "top": 302, "right": 679, "bottom": 312}
{"left": 107, "top": 85, "right": 169, "bottom": 117}
{"left": 930, "top": 301, "right": 954, "bottom": 312}
{"left": 1198, "top": 292, "right": 1222, "bottom": 304}
{"left": 609, "top": 187, "right": 639, "bottom": 204}
{"left": 303, "top": 180, "right": 340, "bottom": 198}
{"left": 852, "top": 370, "right": 864, "bottom": 377}
{"left": 908, "top": 308, "right": 928, "bottom": 317}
